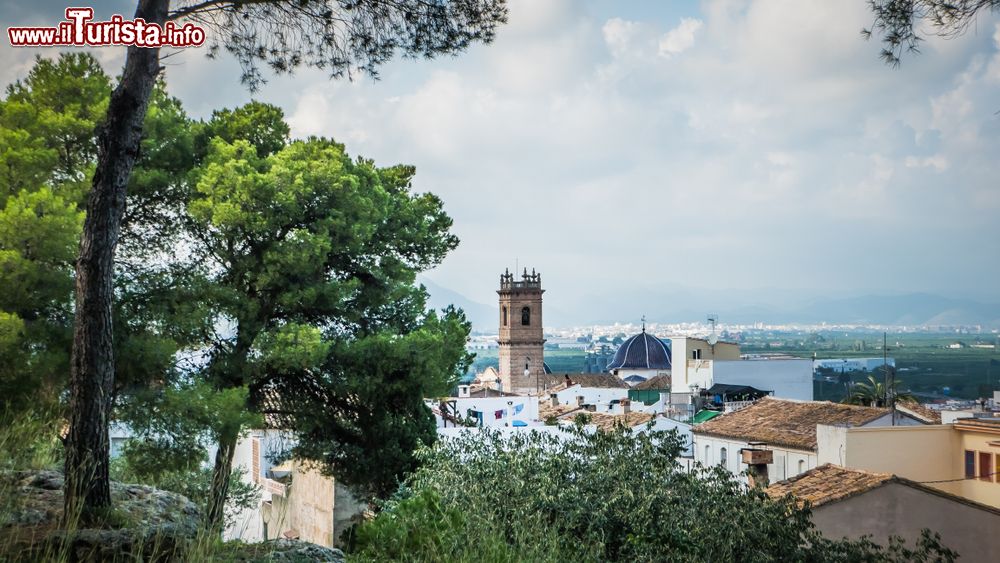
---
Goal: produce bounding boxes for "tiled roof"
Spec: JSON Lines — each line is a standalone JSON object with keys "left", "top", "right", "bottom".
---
{"left": 692, "top": 397, "right": 888, "bottom": 451}
{"left": 766, "top": 464, "right": 893, "bottom": 508}
{"left": 895, "top": 400, "right": 941, "bottom": 424}
{"left": 536, "top": 373, "right": 629, "bottom": 391}
{"left": 607, "top": 332, "right": 672, "bottom": 370}
{"left": 953, "top": 417, "right": 1000, "bottom": 433}
{"left": 537, "top": 402, "right": 584, "bottom": 420}
{"left": 587, "top": 411, "right": 654, "bottom": 432}
{"left": 767, "top": 463, "right": 1000, "bottom": 516}
{"left": 633, "top": 374, "right": 671, "bottom": 390}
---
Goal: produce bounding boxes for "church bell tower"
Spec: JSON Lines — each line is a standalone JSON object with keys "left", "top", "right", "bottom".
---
{"left": 497, "top": 268, "right": 545, "bottom": 394}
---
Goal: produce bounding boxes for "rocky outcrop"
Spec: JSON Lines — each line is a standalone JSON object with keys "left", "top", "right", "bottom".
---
{"left": 0, "top": 470, "right": 200, "bottom": 562}
{"left": 246, "top": 539, "right": 346, "bottom": 562}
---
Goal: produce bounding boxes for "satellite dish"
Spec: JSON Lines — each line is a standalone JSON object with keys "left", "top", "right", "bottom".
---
{"left": 707, "top": 334, "right": 719, "bottom": 346}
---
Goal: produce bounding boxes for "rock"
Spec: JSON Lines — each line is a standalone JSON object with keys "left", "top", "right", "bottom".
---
{"left": 0, "top": 470, "right": 201, "bottom": 562}
{"left": 250, "top": 539, "right": 346, "bottom": 562}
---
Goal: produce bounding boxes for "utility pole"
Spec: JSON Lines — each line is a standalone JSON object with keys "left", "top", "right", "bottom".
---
{"left": 884, "top": 332, "right": 895, "bottom": 426}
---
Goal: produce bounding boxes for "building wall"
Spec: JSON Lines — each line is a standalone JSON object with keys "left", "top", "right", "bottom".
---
{"left": 811, "top": 482, "right": 1000, "bottom": 563}
{"left": 450, "top": 396, "right": 540, "bottom": 427}
{"left": 550, "top": 385, "right": 628, "bottom": 410}
{"left": 713, "top": 359, "right": 813, "bottom": 401}
{"left": 667, "top": 337, "right": 740, "bottom": 393}
{"left": 955, "top": 427, "right": 1000, "bottom": 508}
{"left": 817, "top": 424, "right": 971, "bottom": 500}
{"left": 692, "top": 433, "right": 816, "bottom": 484}
{"left": 497, "top": 283, "right": 545, "bottom": 393}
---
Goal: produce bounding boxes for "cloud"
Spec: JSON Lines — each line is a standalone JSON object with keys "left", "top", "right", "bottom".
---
{"left": 658, "top": 18, "right": 703, "bottom": 57}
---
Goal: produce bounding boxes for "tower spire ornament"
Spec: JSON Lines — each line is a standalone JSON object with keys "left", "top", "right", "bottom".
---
{"left": 641, "top": 315, "right": 646, "bottom": 333}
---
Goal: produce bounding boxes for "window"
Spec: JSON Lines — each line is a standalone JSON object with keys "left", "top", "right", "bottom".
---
{"left": 521, "top": 306, "right": 530, "bottom": 326}
{"left": 798, "top": 459, "right": 806, "bottom": 474}
{"left": 704, "top": 444, "right": 711, "bottom": 464}
{"left": 502, "top": 306, "right": 507, "bottom": 326}
{"left": 965, "top": 450, "right": 976, "bottom": 479}
{"left": 692, "top": 349, "right": 702, "bottom": 360}
{"left": 720, "top": 447, "right": 727, "bottom": 468}
{"left": 980, "top": 452, "right": 992, "bottom": 482}
{"left": 995, "top": 454, "right": 1000, "bottom": 485}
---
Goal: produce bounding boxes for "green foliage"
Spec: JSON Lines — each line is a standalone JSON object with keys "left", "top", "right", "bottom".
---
{"left": 843, "top": 375, "right": 915, "bottom": 407}
{"left": 353, "top": 427, "right": 957, "bottom": 562}
{"left": 0, "top": 408, "right": 62, "bottom": 472}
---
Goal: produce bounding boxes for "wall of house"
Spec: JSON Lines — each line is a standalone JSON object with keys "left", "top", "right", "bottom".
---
{"left": 667, "top": 338, "right": 740, "bottom": 393}
{"left": 266, "top": 462, "right": 335, "bottom": 546}
{"left": 713, "top": 359, "right": 813, "bottom": 401}
{"left": 449, "top": 396, "right": 539, "bottom": 427}
{"left": 691, "top": 434, "right": 816, "bottom": 484}
{"left": 551, "top": 385, "right": 628, "bottom": 410}
{"left": 820, "top": 425, "right": 959, "bottom": 492}
{"left": 955, "top": 428, "right": 1000, "bottom": 508}
{"left": 636, "top": 416, "right": 693, "bottom": 456}
{"left": 811, "top": 482, "right": 1000, "bottom": 562}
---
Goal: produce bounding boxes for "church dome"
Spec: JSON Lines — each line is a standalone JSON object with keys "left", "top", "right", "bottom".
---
{"left": 607, "top": 331, "right": 671, "bottom": 370}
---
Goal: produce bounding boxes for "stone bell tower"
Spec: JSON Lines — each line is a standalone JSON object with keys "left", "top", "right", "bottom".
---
{"left": 497, "top": 268, "right": 545, "bottom": 394}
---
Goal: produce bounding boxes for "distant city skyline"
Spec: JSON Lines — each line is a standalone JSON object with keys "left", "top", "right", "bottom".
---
{"left": 3, "top": 0, "right": 998, "bottom": 307}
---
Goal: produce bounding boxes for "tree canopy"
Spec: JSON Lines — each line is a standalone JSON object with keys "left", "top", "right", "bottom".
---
{"left": 352, "top": 427, "right": 957, "bottom": 562}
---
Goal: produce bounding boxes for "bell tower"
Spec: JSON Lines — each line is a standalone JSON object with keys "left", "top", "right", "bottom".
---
{"left": 497, "top": 268, "right": 545, "bottom": 394}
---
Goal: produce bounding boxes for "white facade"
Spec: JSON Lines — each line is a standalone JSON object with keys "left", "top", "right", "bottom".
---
{"left": 675, "top": 358, "right": 813, "bottom": 401}
{"left": 634, "top": 415, "right": 694, "bottom": 457}
{"left": 694, "top": 412, "right": 923, "bottom": 484}
{"left": 436, "top": 396, "right": 540, "bottom": 428}
{"left": 548, "top": 384, "right": 629, "bottom": 411}
{"left": 693, "top": 434, "right": 816, "bottom": 484}
{"left": 814, "top": 358, "right": 895, "bottom": 373}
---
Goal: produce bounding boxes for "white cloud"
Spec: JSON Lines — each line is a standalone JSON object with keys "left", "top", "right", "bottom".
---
{"left": 658, "top": 18, "right": 703, "bottom": 57}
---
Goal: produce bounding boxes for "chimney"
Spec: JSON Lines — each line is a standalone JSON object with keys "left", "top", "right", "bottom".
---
{"left": 622, "top": 399, "right": 631, "bottom": 415}
{"left": 585, "top": 404, "right": 597, "bottom": 412}
{"left": 576, "top": 395, "right": 585, "bottom": 407}
{"left": 458, "top": 385, "right": 470, "bottom": 398}
{"left": 550, "top": 394, "right": 559, "bottom": 407}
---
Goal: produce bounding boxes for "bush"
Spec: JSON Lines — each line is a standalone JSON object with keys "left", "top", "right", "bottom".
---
{"left": 351, "top": 426, "right": 957, "bottom": 562}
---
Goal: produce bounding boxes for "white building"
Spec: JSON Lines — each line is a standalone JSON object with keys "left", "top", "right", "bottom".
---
{"left": 691, "top": 397, "right": 926, "bottom": 485}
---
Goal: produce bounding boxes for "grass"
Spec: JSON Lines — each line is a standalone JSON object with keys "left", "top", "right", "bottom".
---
{"left": 0, "top": 408, "right": 309, "bottom": 562}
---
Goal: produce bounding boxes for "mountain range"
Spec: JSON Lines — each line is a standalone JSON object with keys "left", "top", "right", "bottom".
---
{"left": 420, "top": 277, "right": 1000, "bottom": 331}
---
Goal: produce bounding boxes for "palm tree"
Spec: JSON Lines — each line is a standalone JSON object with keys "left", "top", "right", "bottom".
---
{"left": 843, "top": 374, "right": 914, "bottom": 407}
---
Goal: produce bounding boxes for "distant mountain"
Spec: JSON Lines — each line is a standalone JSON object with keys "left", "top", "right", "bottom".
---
{"left": 419, "top": 277, "right": 497, "bottom": 330}
{"left": 419, "top": 278, "right": 1000, "bottom": 329}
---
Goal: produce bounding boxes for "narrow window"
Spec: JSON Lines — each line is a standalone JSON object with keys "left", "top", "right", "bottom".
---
{"left": 980, "top": 452, "right": 992, "bottom": 482}
{"left": 502, "top": 306, "right": 507, "bottom": 326}
{"left": 965, "top": 450, "right": 976, "bottom": 479}
{"left": 692, "top": 349, "right": 702, "bottom": 360}
{"left": 720, "top": 447, "right": 727, "bottom": 468}
{"left": 521, "top": 306, "right": 530, "bottom": 326}
{"left": 704, "top": 444, "right": 711, "bottom": 464}
{"left": 798, "top": 459, "right": 805, "bottom": 474}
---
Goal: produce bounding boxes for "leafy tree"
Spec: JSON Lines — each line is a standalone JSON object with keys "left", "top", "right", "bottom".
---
{"left": 352, "top": 427, "right": 957, "bottom": 562}
{"left": 843, "top": 374, "right": 916, "bottom": 407}
{"left": 864, "top": 0, "right": 1000, "bottom": 66}
{"left": 65, "top": 0, "right": 508, "bottom": 520}
{"left": 177, "top": 128, "right": 469, "bottom": 528}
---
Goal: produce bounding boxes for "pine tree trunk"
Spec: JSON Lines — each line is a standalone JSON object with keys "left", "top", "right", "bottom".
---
{"left": 205, "top": 426, "right": 240, "bottom": 532}
{"left": 63, "top": 0, "right": 170, "bottom": 524}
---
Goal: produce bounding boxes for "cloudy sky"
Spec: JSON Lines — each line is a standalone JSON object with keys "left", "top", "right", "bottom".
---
{"left": 3, "top": 0, "right": 999, "bottom": 321}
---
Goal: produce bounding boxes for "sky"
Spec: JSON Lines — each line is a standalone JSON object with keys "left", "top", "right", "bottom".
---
{"left": 2, "top": 0, "right": 999, "bottom": 322}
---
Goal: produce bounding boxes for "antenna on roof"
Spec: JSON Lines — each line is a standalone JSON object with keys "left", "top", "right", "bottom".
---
{"left": 707, "top": 314, "right": 719, "bottom": 346}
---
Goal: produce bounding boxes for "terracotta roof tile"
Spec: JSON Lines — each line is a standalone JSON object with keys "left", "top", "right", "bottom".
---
{"left": 633, "top": 374, "right": 672, "bottom": 390}
{"left": 587, "top": 411, "right": 654, "bottom": 432}
{"left": 895, "top": 400, "right": 941, "bottom": 424}
{"left": 691, "top": 397, "right": 889, "bottom": 451}
{"left": 534, "top": 373, "right": 629, "bottom": 392}
{"left": 766, "top": 464, "right": 893, "bottom": 508}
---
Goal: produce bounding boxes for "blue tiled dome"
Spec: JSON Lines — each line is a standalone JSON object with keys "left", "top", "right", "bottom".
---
{"left": 607, "top": 331, "right": 671, "bottom": 370}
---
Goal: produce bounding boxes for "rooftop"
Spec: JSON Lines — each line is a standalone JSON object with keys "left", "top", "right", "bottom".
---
{"left": 537, "top": 373, "right": 629, "bottom": 391}
{"left": 633, "top": 374, "right": 672, "bottom": 390}
{"left": 606, "top": 331, "right": 671, "bottom": 371}
{"left": 692, "top": 397, "right": 889, "bottom": 451}
{"left": 587, "top": 411, "right": 654, "bottom": 432}
{"left": 767, "top": 463, "right": 1000, "bottom": 516}
{"left": 766, "top": 464, "right": 893, "bottom": 508}
{"left": 895, "top": 400, "right": 941, "bottom": 424}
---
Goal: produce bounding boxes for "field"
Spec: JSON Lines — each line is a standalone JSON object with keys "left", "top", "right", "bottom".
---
{"left": 469, "top": 332, "right": 1000, "bottom": 401}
